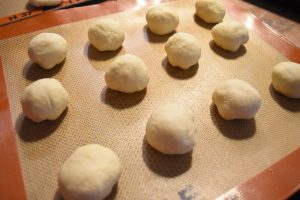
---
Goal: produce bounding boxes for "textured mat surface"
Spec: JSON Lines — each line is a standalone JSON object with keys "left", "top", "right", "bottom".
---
{"left": 0, "top": 0, "right": 29, "bottom": 18}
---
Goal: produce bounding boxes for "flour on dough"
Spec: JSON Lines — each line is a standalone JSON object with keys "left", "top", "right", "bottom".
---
{"left": 146, "top": 6, "right": 179, "bottom": 35}
{"left": 211, "top": 20, "right": 249, "bottom": 52}
{"left": 28, "top": 33, "right": 68, "bottom": 69}
{"left": 165, "top": 32, "right": 201, "bottom": 69}
{"left": 58, "top": 144, "right": 121, "bottom": 200}
{"left": 21, "top": 78, "right": 69, "bottom": 122}
{"left": 195, "top": 0, "right": 225, "bottom": 23}
{"left": 88, "top": 19, "right": 125, "bottom": 51}
{"left": 272, "top": 61, "right": 300, "bottom": 98}
{"left": 105, "top": 54, "right": 149, "bottom": 93}
{"left": 212, "top": 79, "right": 261, "bottom": 120}
{"left": 146, "top": 103, "right": 196, "bottom": 154}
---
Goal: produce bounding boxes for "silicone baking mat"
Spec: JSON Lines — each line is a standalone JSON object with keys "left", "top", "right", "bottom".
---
{"left": 0, "top": 0, "right": 30, "bottom": 18}
{"left": 0, "top": 0, "right": 92, "bottom": 26}
{"left": 0, "top": 0, "right": 299, "bottom": 199}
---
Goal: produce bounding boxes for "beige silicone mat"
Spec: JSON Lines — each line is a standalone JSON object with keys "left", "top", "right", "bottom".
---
{"left": 1, "top": 0, "right": 300, "bottom": 199}
{"left": 0, "top": 0, "right": 29, "bottom": 18}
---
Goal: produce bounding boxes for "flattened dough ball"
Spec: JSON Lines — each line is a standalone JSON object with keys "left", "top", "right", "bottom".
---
{"left": 164, "top": 32, "right": 201, "bottom": 69}
{"left": 195, "top": 0, "right": 225, "bottom": 23}
{"left": 211, "top": 21, "right": 249, "bottom": 52}
{"left": 146, "top": 103, "right": 196, "bottom": 154}
{"left": 58, "top": 144, "right": 121, "bottom": 200}
{"left": 212, "top": 79, "right": 261, "bottom": 120}
{"left": 28, "top": 33, "right": 68, "bottom": 69}
{"left": 146, "top": 6, "right": 179, "bottom": 35}
{"left": 105, "top": 54, "right": 149, "bottom": 93}
{"left": 88, "top": 19, "right": 125, "bottom": 51}
{"left": 21, "top": 78, "right": 69, "bottom": 122}
{"left": 29, "top": 0, "right": 62, "bottom": 7}
{"left": 272, "top": 61, "right": 300, "bottom": 98}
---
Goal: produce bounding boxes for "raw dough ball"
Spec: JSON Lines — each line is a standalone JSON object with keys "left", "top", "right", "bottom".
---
{"left": 29, "top": 0, "right": 62, "bottom": 7}
{"left": 21, "top": 78, "right": 69, "bottom": 122}
{"left": 164, "top": 32, "right": 201, "bottom": 69}
{"left": 272, "top": 61, "right": 300, "bottom": 98}
{"left": 88, "top": 19, "right": 125, "bottom": 51}
{"left": 105, "top": 54, "right": 149, "bottom": 93}
{"left": 28, "top": 32, "right": 68, "bottom": 69}
{"left": 58, "top": 144, "right": 121, "bottom": 200}
{"left": 212, "top": 79, "right": 261, "bottom": 120}
{"left": 195, "top": 0, "right": 225, "bottom": 23}
{"left": 146, "top": 103, "right": 196, "bottom": 154}
{"left": 211, "top": 20, "right": 249, "bottom": 52}
{"left": 146, "top": 6, "right": 179, "bottom": 35}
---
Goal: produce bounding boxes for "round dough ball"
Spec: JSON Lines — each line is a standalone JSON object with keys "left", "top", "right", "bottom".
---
{"left": 58, "top": 144, "right": 121, "bottom": 200}
{"left": 212, "top": 79, "right": 261, "bottom": 120}
{"left": 29, "top": 0, "right": 62, "bottom": 7}
{"left": 105, "top": 54, "right": 149, "bottom": 93}
{"left": 88, "top": 19, "right": 125, "bottom": 51}
{"left": 164, "top": 32, "right": 201, "bottom": 69}
{"left": 28, "top": 33, "right": 68, "bottom": 69}
{"left": 272, "top": 61, "right": 300, "bottom": 98}
{"left": 211, "top": 20, "right": 249, "bottom": 52}
{"left": 146, "top": 6, "right": 179, "bottom": 35}
{"left": 146, "top": 103, "right": 196, "bottom": 154}
{"left": 195, "top": 0, "right": 225, "bottom": 23}
{"left": 21, "top": 78, "right": 69, "bottom": 122}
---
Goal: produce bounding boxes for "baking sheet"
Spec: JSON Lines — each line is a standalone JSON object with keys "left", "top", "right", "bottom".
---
{"left": 0, "top": 0, "right": 299, "bottom": 199}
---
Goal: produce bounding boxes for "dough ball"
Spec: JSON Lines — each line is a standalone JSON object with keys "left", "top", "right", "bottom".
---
{"left": 146, "top": 6, "right": 179, "bottom": 35}
{"left": 58, "top": 144, "right": 121, "bottom": 200}
{"left": 272, "top": 61, "right": 300, "bottom": 98}
{"left": 195, "top": 0, "right": 225, "bottom": 23}
{"left": 21, "top": 78, "right": 69, "bottom": 122}
{"left": 164, "top": 32, "right": 201, "bottom": 69}
{"left": 29, "top": 0, "right": 62, "bottom": 7}
{"left": 105, "top": 54, "right": 149, "bottom": 93}
{"left": 211, "top": 20, "right": 249, "bottom": 52}
{"left": 146, "top": 103, "right": 196, "bottom": 154}
{"left": 88, "top": 19, "right": 125, "bottom": 51}
{"left": 28, "top": 32, "right": 68, "bottom": 69}
{"left": 212, "top": 79, "right": 261, "bottom": 120}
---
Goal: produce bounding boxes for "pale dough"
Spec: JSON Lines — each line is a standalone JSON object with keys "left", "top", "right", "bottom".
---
{"left": 29, "top": 0, "right": 62, "bottom": 7}
{"left": 105, "top": 54, "right": 149, "bottom": 93}
{"left": 211, "top": 20, "right": 249, "bottom": 52}
{"left": 28, "top": 33, "right": 68, "bottom": 69}
{"left": 58, "top": 144, "right": 121, "bottom": 200}
{"left": 146, "top": 103, "right": 196, "bottom": 154}
{"left": 272, "top": 61, "right": 300, "bottom": 98}
{"left": 164, "top": 32, "right": 201, "bottom": 69}
{"left": 21, "top": 78, "right": 69, "bottom": 122}
{"left": 195, "top": 0, "right": 225, "bottom": 23}
{"left": 146, "top": 6, "right": 179, "bottom": 35}
{"left": 212, "top": 79, "right": 261, "bottom": 120}
{"left": 88, "top": 19, "right": 125, "bottom": 51}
